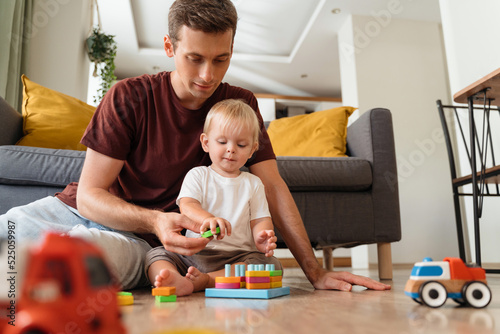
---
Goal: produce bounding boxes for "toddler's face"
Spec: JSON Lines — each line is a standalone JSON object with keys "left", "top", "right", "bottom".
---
{"left": 201, "top": 122, "right": 257, "bottom": 178}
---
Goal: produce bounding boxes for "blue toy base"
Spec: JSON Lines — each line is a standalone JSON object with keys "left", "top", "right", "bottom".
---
{"left": 205, "top": 287, "right": 290, "bottom": 299}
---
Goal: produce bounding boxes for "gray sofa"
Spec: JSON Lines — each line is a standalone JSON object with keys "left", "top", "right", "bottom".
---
{"left": 0, "top": 96, "right": 401, "bottom": 279}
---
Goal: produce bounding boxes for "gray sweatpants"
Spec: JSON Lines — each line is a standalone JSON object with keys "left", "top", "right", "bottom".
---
{"left": 0, "top": 196, "right": 151, "bottom": 289}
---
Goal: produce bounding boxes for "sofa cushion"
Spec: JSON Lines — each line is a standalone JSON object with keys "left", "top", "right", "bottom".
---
{"left": 16, "top": 75, "right": 95, "bottom": 151}
{"left": 276, "top": 156, "right": 372, "bottom": 191}
{"left": 267, "top": 106, "right": 356, "bottom": 157}
{"left": 0, "top": 145, "right": 85, "bottom": 187}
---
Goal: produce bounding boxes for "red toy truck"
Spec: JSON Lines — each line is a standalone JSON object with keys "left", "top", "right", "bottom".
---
{"left": 3, "top": 233, "right": 126, "bottom": 334}
{"left": 405, "top": 257, "right": 491, "bottom": 308}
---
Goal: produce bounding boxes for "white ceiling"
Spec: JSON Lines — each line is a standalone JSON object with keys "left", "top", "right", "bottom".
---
{"left": 97, "top": 0, "right": 441, "bottom": 98}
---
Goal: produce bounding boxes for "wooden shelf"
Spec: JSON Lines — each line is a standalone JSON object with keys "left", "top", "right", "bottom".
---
{"left": 254, "top": 93, "right": 342, "bottom": 103}
{"left": 255, "top": 94, "right": 343, "bottom": 121}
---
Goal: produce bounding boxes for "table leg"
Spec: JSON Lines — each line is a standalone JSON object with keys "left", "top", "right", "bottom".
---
{"left": 468, "top": 97, "right": 482, "bottom": 266}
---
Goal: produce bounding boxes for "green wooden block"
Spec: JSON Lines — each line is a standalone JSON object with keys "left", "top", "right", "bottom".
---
{"left": 117, "top": 291, "right": 133, "bottom": 296}
{"left": 155, "top": 295, "right": 177, "bottom": 303}
{"left": 201, "top": 226, "right": 220, "bottom": 238}
{"left": 270, "top": 270, "right": 283, "bottom": 277}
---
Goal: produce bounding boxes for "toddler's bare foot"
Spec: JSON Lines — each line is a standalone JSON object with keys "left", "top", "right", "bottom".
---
{"left": 185, "top": 266, "right": 213, "bottom": 292}
{"left": 155, "top": 268, "right": 194, "bottom": 296}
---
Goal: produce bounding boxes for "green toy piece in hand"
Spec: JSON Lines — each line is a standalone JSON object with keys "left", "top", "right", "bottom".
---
{"left": 201, "top": 226, "right": 221, "bottom": 238}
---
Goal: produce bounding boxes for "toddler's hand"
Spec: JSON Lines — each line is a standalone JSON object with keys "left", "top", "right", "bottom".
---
{"left": 200, "top": 217, "right": 232, "bottom": 240}
{"left": 255, "top": 230, "right": 277, "bottom": 257}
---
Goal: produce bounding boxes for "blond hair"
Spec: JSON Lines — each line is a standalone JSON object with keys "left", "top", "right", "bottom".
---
{"left": 204, "top": 99, "right": 261, "bottom": 148}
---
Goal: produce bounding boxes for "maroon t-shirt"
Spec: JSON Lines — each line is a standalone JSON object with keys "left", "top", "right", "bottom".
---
{"left": 56, "top": 72, "right": 275, "bottom": 243}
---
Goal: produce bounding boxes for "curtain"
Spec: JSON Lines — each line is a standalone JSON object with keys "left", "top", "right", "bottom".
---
{"left": 0, "top": 0, "right": 33, "bottom": 112}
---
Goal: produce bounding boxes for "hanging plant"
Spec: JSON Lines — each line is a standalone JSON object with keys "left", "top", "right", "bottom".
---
{"left": 86, "top": 27, "right": 117, "bottom": 103}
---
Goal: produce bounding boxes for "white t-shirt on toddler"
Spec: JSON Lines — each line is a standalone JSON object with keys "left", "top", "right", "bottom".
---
{"left": 177, "top": 166, "right": 271, "bottom": 253}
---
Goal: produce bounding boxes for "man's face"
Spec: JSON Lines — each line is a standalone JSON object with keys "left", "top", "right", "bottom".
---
{"left": 165, "top": 26, "right": 233, "bottom": 109}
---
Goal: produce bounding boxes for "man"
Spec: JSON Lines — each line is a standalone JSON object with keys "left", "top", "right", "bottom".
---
{"left": 1, "top": 0, "right": 389, "bottom": 291}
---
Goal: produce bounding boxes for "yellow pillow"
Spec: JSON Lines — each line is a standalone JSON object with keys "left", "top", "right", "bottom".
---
{"left": 16, "top": 75, "right": 95, "bottom": 151}
{"left": 267, "top": 106, "right": 357, "bottom": 157}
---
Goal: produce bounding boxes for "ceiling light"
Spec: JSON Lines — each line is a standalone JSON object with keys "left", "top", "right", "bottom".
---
{"left": 331, "top": 8, "right": 341, "bottom": 14}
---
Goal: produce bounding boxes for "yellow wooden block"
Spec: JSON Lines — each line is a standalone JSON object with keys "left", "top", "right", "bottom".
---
{"left": 246, "top": 282, "right": 271, "bottom": 289}
{"left": 215, "top": 276, "right": 242, "bottom": 284}
{"left": 152, "top": 286, "right": 176, "bottom": 296}
{"left": 245, "top": 271, "right": 270, "bottom": 277}
{"left": 117, "top": 294, "right": 134, "bottom": 306}
{"left": 270, "top": 276, "right": 282, "bottom": 282}
{"left": 270, "top": 282, "right": 283, "bottom": 289}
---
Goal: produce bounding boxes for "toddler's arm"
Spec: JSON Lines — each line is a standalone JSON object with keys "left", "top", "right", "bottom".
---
{"left": 251, "top": 217, "right": 277, "bottom": 257}
{"left": 178, "top": 197, "right": 231, "bottom": 239}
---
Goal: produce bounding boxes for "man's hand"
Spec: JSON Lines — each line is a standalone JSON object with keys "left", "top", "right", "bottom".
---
{"left": 254, "top": 229, "right": 277, "bottom": 257}
{"left": 200, "top": 217, "right": 232, "bottom": 240}
{"left": 311, "top": 268, "right": 392, "bottom": 291}
{"left": 153, "top": 212, "right": 210, "bottom": 255}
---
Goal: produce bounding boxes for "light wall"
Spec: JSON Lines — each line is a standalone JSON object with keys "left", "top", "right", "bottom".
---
{"left": 439, "top": 0, "right": 500, "bottom": 264}
{"left": 439, "top": 0, "right": 500, "bottom": 96}
{"left": 339, "top": 15, "right": 457, "bottom": 266}
{"left": 25, "top": 0, "right": 90, "bottom": 102}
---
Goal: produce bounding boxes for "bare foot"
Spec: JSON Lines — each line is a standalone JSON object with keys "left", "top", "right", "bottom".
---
{"left": 155, "top": 269, "right": 194, "bottom": 296}
{"left": 185, "top": 266, "right": 213, "bottom": 292}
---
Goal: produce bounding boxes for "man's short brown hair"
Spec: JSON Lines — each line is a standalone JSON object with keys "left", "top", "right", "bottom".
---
{"left": 168, "top": 0, "right": 238, "bottom": 49}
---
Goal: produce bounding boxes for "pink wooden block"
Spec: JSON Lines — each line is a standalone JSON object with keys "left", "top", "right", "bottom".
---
{"left": 246, "top": 276, "right": 270, "bottom": 284}
{"left": 215, "top": 282, "right": 241, "bottom": 289}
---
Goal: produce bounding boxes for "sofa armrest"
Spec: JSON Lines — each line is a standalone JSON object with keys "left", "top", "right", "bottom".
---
{"left": 0, "top": 96, "right": 23, "bottom": 145}
{"left": 346, "top": 108, "right": 401, "bottom": 242}
{"left": 347, "top": 108, "right": 387, "bottom": 162}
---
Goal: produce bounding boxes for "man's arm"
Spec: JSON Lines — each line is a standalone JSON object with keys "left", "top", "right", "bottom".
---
{"left": 76, "top": 148, "right": 209, "bottom": 255}
{"left": 249, "top": 159, "right": 391, "bottom": 291}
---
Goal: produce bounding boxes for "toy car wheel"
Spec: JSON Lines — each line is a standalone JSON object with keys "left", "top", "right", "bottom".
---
{"left": 419, "top": 281, "right": 447, "bottom": 308}
{"left": 412, "top": 298, "right": 423, "bottom": 305}
{"left": 462, "top": 281, "right": 491, "bottom": 308}
{"left": 452, "top": 298, "right": 467, "bottom": 306}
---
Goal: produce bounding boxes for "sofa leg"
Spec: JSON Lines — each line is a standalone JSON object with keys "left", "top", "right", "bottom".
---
{"left": 322, "top": 247, "right": 334, "bottom": 271}
{"left": 377, "top": 242, "right": 393, "bottom": 280}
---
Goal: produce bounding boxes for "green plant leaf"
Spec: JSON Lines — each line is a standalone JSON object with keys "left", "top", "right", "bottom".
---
{"left": 86, "top": 27, "right": 117, "bottom": 103}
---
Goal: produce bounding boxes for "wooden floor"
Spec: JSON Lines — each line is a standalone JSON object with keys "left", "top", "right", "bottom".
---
{"left": 122, "top": 267, "right": 500, "bottom": 334}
